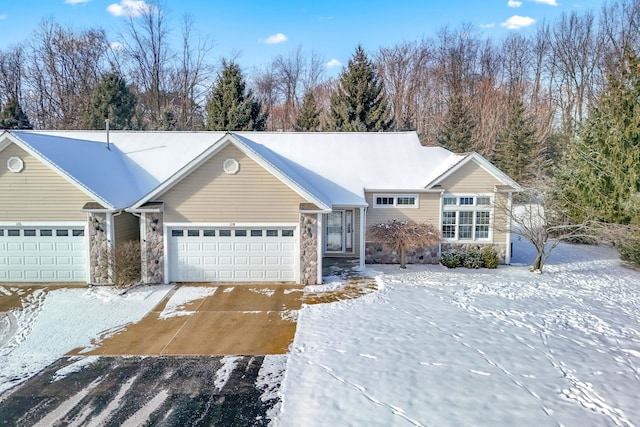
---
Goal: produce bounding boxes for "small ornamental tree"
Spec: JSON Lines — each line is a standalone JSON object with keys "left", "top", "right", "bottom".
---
{"left": 369, "top": 219, "right": 440, "bottom": 268}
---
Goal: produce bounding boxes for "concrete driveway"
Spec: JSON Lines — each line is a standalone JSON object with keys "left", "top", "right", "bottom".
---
{"left": 70, "top": 283, "right": 304, "bottom": 357}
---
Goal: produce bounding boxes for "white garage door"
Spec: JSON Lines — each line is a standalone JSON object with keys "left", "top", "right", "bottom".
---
{"left": 169, "top": 226, "right": 297, "bottom": 282}
{"left": 0, "top": 226, "right": 88, "bottom": 282}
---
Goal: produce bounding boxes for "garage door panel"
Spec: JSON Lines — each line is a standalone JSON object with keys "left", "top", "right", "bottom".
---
{"left": 0, "top": 226, "right": 87, "bottom": 283}
{"left": 56, "top": 242, "right": 72, "bottom": 251}
{"left": 40, "top": 242, "right": 56, "bottom": 251}
{"left": 169, "top": 226, "right": 297, "bottom": 282}
{"left": 8, "top": 243, "right": 22, "bottom": 251}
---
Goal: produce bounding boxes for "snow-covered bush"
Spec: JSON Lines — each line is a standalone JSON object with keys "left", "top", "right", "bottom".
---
{"left": 462, "top": 249, "right": 484, "bottom": 269}
{"left": 482, "top": 247, "right": 499, "bottom": 269}
{"left": 440, "top": 249, "right": 463, "bottom": 268}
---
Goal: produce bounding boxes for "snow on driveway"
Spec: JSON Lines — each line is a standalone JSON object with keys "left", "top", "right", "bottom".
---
{"left": 277, "top": 240, "right": 640, "bottom": 426}
{"left": 0, "top": 285, "right": 172, "bottom": 394}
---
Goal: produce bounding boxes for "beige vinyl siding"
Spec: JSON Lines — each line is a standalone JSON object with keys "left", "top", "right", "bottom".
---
{"left": 114, "top": 212, "right": 140, "bottom": 243}
{"left": 161, "top": 144, "right": 307, "bottom": 223}
{"left": 365, "top": 192, "right": 441, "bottom": 231}
{"left": 438, "top": 160, "right": 501, "bottom": 193}
{"left": 493, "top": 192, "right": 509, "bottom": 244}
{"left": 0, "top": 143, "right": 89, "bottom": 221}
{"left": 438, "top": 161, "right": 509, "bottom": 245}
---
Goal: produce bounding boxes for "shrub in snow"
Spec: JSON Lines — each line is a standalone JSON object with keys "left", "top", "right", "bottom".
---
{"left": 369, "top": 219, "right": 440, "bottom": 268}
{"left": 462, "top": 249, "right": 484, "bottom": 269}
{"left": 97, "top": 240, "right": 141, "bottom": 288}
{"left": 618, "top": 234, "right": 640, "bottom": 266}
{"left": 482, "top": 247, "right": 499, "bottom": 269}
{"left": 440, "top": 249, "right": 462, "bottom": 268}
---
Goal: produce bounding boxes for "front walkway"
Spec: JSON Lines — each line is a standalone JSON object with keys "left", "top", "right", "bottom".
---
{"left": 70, "top": 283, "right": 303, "bottom": 356}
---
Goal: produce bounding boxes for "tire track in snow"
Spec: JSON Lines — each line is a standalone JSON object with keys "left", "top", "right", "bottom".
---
{"left": 32, "top": 377, "right": 102, "bottom": 427}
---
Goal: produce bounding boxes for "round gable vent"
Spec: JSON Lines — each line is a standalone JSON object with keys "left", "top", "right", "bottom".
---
{"left": 7, "top": 156, "right": 24, "bottom": 173}
{"left": 223, "top": 158, "right": 240, "bottom": 175}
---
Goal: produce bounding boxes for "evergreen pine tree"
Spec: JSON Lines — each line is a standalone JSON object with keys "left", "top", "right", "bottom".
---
{"left": 294, "top": 92, "right": 321, "bottom": 131}
{"left": 84, "top": 72, "right": 136, "bottom": 130}
{"left": 555, "top": 51, "right": 640, "bottom": 227}
{"left": 494, "top": 97, "right": 537, "bottom": 183}
{"left": 205, "top": 60, "right": 267, "bottom": 131}
{"left": 328, "top": 45, "right": 393, "bottom": 132}
{"left": 0, "top": 97, "right": 32, "bottom": 130}
{"left": 436, "top": 92, "right": 475, "bottom": 153}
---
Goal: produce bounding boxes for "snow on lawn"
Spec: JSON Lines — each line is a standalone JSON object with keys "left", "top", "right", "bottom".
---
{"left": 276, "top": 239, "right": 640, "bottom": 426}
{"left": 0, "top": 285, "right": 172, "bottom": 394}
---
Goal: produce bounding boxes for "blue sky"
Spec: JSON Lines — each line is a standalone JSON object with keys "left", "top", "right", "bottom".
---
{"left": 0, "top": 0, "right": 604, "bottom": 76}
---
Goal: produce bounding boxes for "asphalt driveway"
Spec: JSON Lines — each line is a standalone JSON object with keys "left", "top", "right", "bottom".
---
{"left": 0, "top": 282, "right": 303, "bottom": 426}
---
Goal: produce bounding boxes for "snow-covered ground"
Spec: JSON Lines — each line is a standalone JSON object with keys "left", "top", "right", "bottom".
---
{"left": 276, "top": 239, "right": 640, "bottom": 426}
{"left": 0, "top": 284, "right": 172, "bottom": 393}
{"left": 2, "top": 236, "right": 639, "bottom": 426}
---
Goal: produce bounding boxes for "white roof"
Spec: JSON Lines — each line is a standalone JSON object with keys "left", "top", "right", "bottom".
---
{"left": 5, "top": 130, "right": 471, "bottom": 209}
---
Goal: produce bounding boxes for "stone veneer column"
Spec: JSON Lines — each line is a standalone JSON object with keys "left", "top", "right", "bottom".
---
{"left": 300, "top": 213, "right": 318, "bottom": 285}
{"left": 143, "top": 212, "right": 164, "bottom": 284}
{"left": 88, "top": 212, "right": 110, "bottom": 284}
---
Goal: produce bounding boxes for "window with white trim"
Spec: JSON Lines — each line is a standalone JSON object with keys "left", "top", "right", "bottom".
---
{"left": 373, "top": 194, "right": 418, "bottom": 208}
{"left": 442, "top": 195, "right": 492, "bottom": 241}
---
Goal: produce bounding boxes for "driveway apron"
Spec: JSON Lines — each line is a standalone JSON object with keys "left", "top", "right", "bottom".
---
{"left": 69, "top": 283, "right": 304, "bottom": 356}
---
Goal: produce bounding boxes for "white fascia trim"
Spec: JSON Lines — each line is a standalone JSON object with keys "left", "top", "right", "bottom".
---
{"left": 365, "top": 188, "right": 444, "bottom": 193}
{"left": 0, "top": 221, "right": 87, "bottom": 226}
{"left": 4, "top": 132, "right": 116, "bottom": 210}
{"left": 228, "top": 134, "right": 332, "bottom": 211}
{"left": 165, "top": 222, "right": 298, "bottom": 228}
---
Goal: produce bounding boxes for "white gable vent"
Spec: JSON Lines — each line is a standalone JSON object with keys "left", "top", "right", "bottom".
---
{"left": 223, "top": 158, "right": 240, "bottom": 175}
{"left": 7, "top": 156, "right": 24, "bottom": 173}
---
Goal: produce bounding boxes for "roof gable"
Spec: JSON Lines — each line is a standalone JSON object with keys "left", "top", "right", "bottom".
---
{"left": 133, "top": 133, "right": 333, "bottom": 211}
{"left": 1, "top": 132, "right": 115, "bottom": 208}
{"left": 426, "top": 152, "right": 521, "bottom": 191}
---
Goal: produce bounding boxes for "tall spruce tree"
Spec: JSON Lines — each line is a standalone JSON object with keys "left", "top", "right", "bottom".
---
{"left": 555, "top": 50, "right": 640, "bottom": 226}
{"left": 294, "top": 92, "right": 321, "bottom": 131}
{"left": 0, "top": 97, "right": 32, "bottom": 129}
{"left": 206, "top": 60, "right": 267, "bottom": 131}
{"left": 84, "top": 72, "right": 137, "bottom": 130}
{"left": 328, "top": 45, "right": 393, "bottom": 132}
{"left": 437, "top": 92, "right": 475, "bottom": 153}
{"left": 494, "top": 97, "right": 537, "bottom": 183}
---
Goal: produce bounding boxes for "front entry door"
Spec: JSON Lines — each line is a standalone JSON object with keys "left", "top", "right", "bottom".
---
{"left": 325, "top": 211, "right": 344, "bottom": 252}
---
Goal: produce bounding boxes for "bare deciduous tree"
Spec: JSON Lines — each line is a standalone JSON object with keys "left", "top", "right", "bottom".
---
{"left": 369, "top": 220, "right": 440, "bottom": 269}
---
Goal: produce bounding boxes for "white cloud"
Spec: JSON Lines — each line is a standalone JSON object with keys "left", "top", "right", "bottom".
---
{"left": 532, "top": 0, "right": 558, "bottom": 5}
{"left": 65, "top": 0, "right": 91, "bottom": 4}
{"left": 480, "top": 22, "right": 496, "bottom": 29}
{"left": 501, "top": 15, "right": 536, "bottom": 29}
{"left": 508, "top": 0, "right": 523, "bottom": 7}
{"left": 326, "top": 59, "right": 342, "bottom": 68}
{"left": 260, "top": 33, "right": 288, "bottom": 45}
{"left": 0, "top": 14, "right": 6, "bottom": 20}
{"left": 107, "top": 0, "right": 152, "bottom": 17}
{"left": 109, "top": 41, "right": 126, "bottom": 51}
